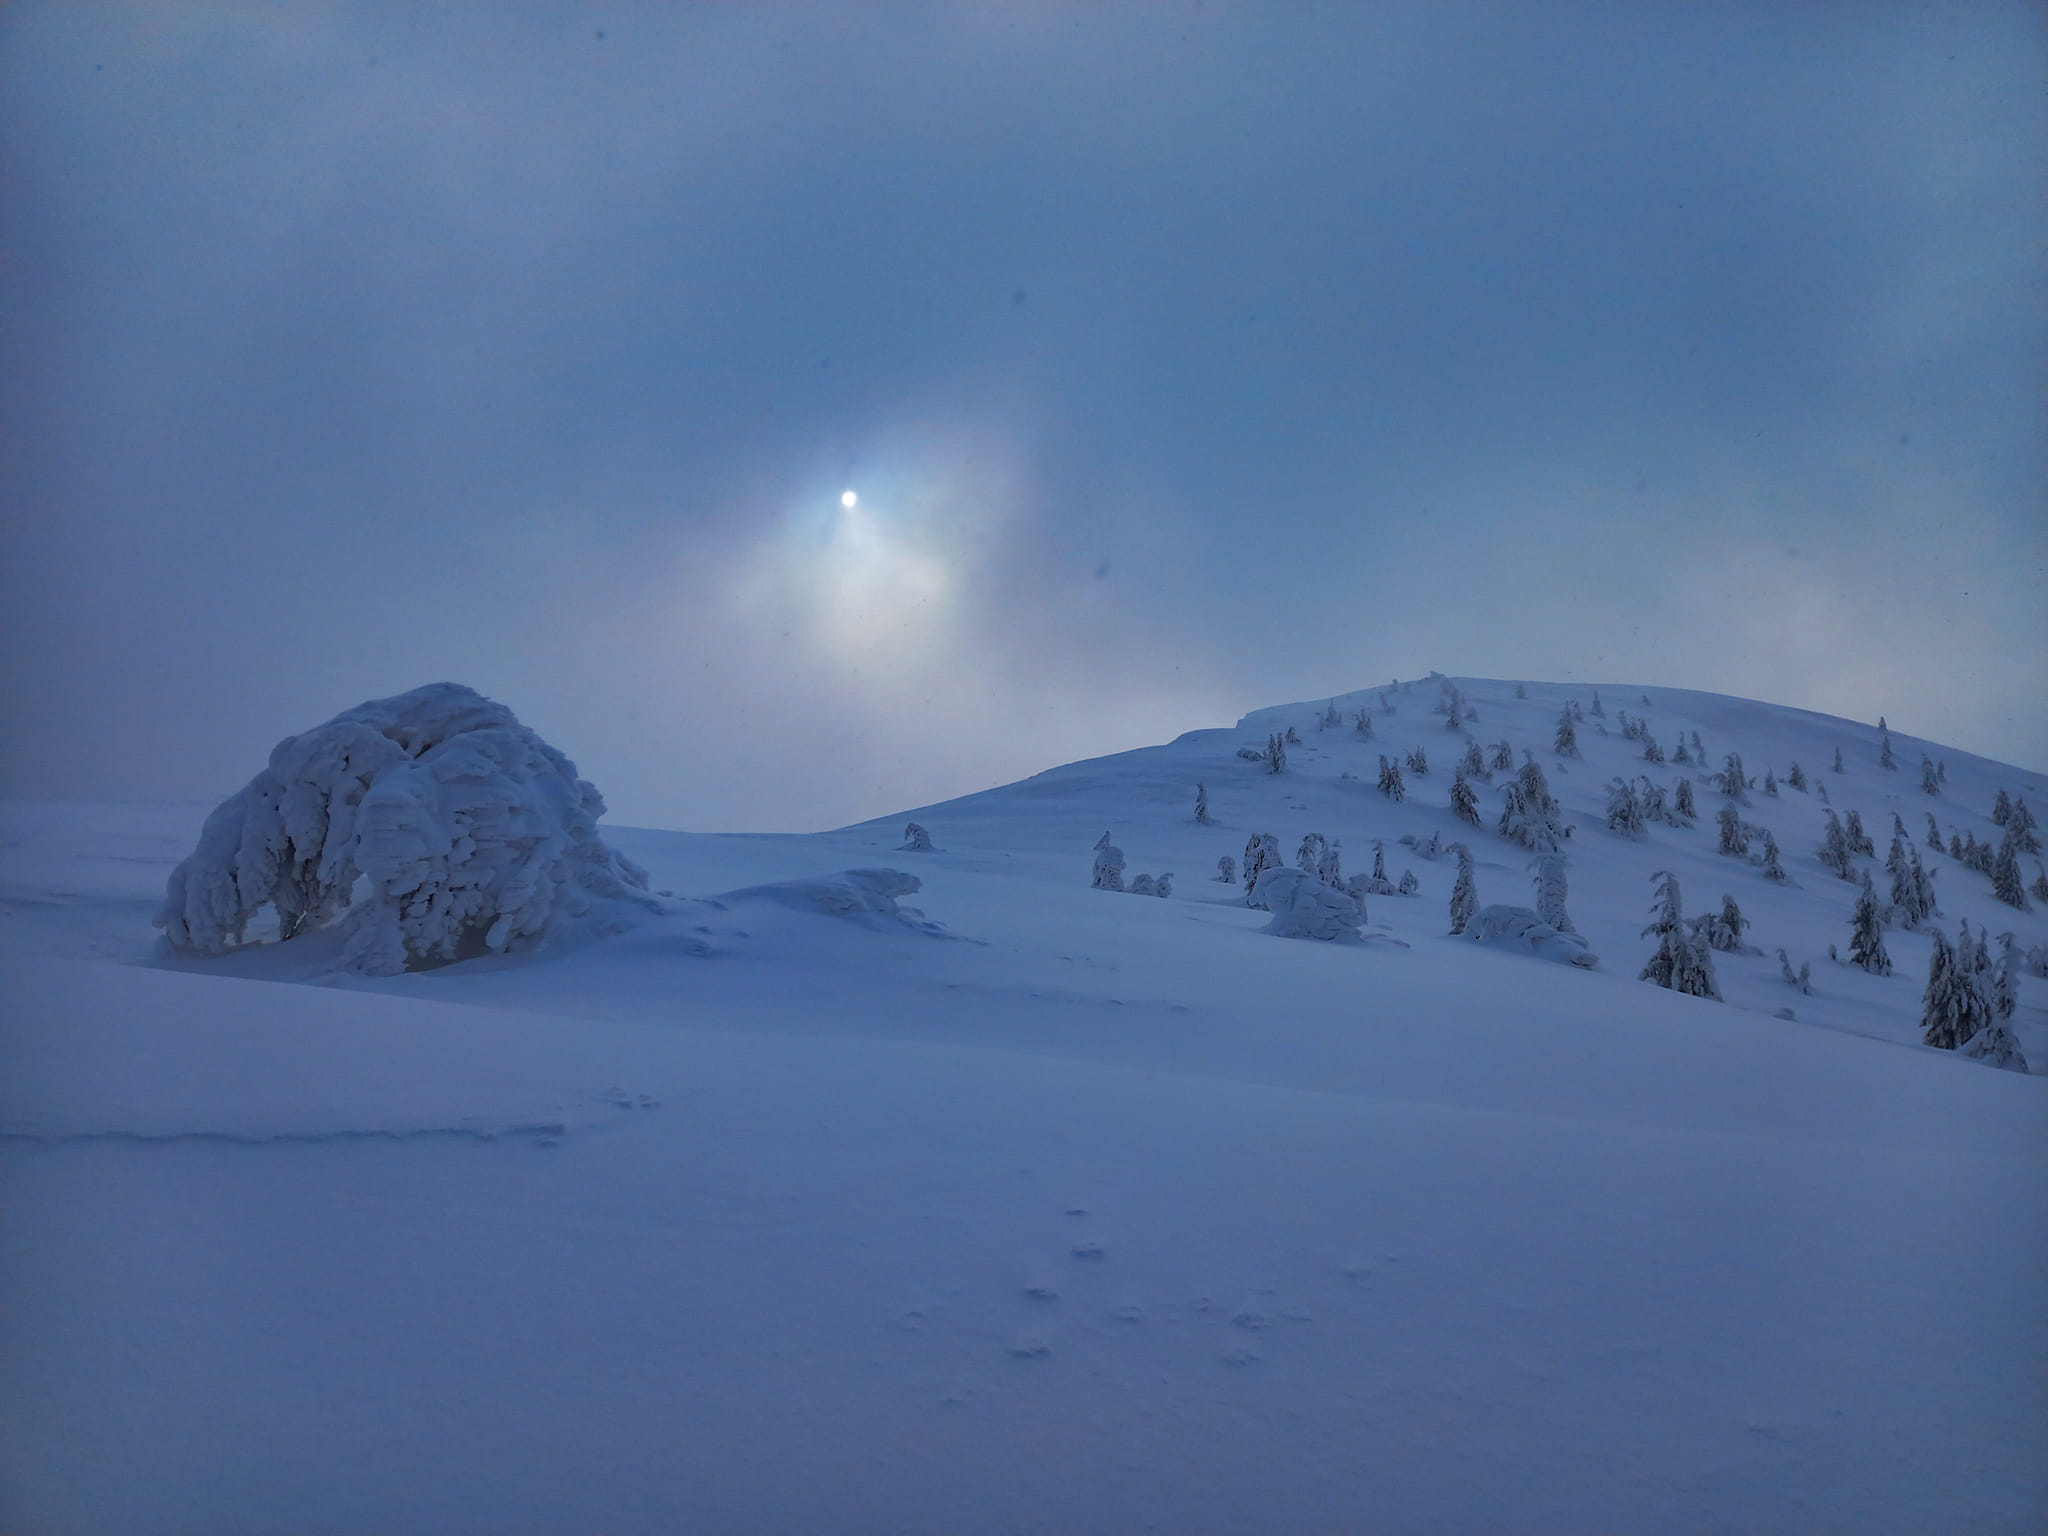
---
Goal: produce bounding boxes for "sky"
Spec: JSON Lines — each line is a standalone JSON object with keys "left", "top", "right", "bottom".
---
{"left": 2, "top": 2, "right": 2042, "bottom": 833}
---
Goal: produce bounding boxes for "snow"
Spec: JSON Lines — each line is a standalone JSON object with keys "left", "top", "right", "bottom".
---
{"left": 3, "top": 676, "right": 2046, "bottom": 1533}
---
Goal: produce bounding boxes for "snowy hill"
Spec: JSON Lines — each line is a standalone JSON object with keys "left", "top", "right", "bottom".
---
{"left": 3, "top": 677, "right": 2045, "bottom": 1534}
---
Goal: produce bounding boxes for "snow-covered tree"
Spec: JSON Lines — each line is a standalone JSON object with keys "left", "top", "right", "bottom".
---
{"left": 1641, "top": 871, "right": 1720, "bottom": 1000}
{"left": 1285, "top": 725, "right": 1301, "bottom": 745}
{"left": 1297, "top": 832, "right": 1328, "bottom": 875}
{"left": 1925, "top": 812, "right": 1943, "bottom": 851}
{"left": 1642, "top": 737, "right": 1666, "bottom": 764}
{"left": 1606, "top": 777, "right": 1645, "bottom": 839}
{"left": 1818, "top": 811, "right": 1855, "bottom": 880}
{"left": 1364, "top": 842, "right": 1397, "bottom": 896}
{"left": 1787, "top": 761, "right": 1807, "bottom": 792}
{"left": 1844, "top": 808, "right": 1873, "bottom": 858}
{"left": 154, "top": 682, "right": 658, "bottom": 976}
{"left": 2035, "top": 864, "right": 2048, "bottom": 905}
{"left": 1672, "top": 778, "right": 1697, "bottom": 823}
{"left": 1490, "top": 740, "right": 1515, "bottom": 773}
{"left": 1778, "top": 948, "right": 1812, "bottom": 994}
{"left": 1672, "top": 736, "right": 1692, "bottom": 766}
{"left": 1448, "top": 844, "right": 1478, "bottom": 934}
{"left": 1691, "top": 894, "right": 1749, "bottom": 953}
{"left": 1459, "top": 741, "right": 1488, "bottom": 779}
{"left": 1690, "top": 731, "right": 1706, "bottom": 762}
{"left": 1216, "top": 855, "right": 1237, "bottom": 884}
{"left": 1759, "top": 830, "right": 1788, "bottom": 883}
{"left": 1763, "top": 769, "right": 1778, "bottom": 797}
{"left": 1378, "top": 754, "right": 1406, "bottom": 801}
{"left": 1154, "top": 873, "right": 1173, "bottom": 898}
{"left": 1992, "top": 831, "right": 2030, "bottom": 910}
{"left": 1451, "top": 769, "right": 1482, "bottom": 826}
{"left": 1716, "top": 804, "right": 1749, "bottom": 859}
{"left": 1406, "top": 747, "right": 1430, "bottom": 777}
{"left": 1878, "top": 719, "right": 1895, "bottom": 771}
{"left": 1590, "top": 690, "right": 1605, "bottom": 718}
{"left": 1715, "top": 753, "right": 1748, "bottom": 803}
{"left": 1242, "top": 832, "right": 1280, "bottom": 895}
{"left": 1354, "top": 710, "right": 1375, "bottom": 740}
{"left": 1846, "top": 874, "right": 1891, "bottom": 975}
{"left": 1990, "top": 933, "right": 2020, "bottom": 1025}
{"left": 1398, "top": 869, "right": 1420, "bottom": 896}
{"left": 1091, "top": 832, "right": 1126, "bottom": 891}
{"left": 2008, "top": 797, "right": 2040, "bottom": 855}
{"left": 1130, "top": 872, "right": 1156, "bottom": 896}
{"left": 1920, "top": 928, "right": 1971, "bottom": 1048}
{"left": 1532, "top": 852, "right": 1574, "bottom": 933}
{"left": 1992, "top": 788, "right": 2013, "bottom": 826}
{"left": 1515, "top": 682, "right": 1527, "bottom": 699}
{"left": 1637, "top": 777, "right": 1673, "bottom": 827}
{"left": 1255, "top": 867, "right": 1364, "bottom": 940}
{"left": 1194, "top": 784, "right": 1210, "bottom": 825}
{"left": 1266, "top": 733, "right": 1288, "bottom": 774}
{"left": 1322, "top": 700, "right": 1342, "bottom": 730}
{"left": 901, "top": 822, "right": 934, "bottom": 852}
{"left": 1554, "top": 708, "right": 1580, "bottom": 759}
{"left": 1319, "top": 840, "right": 1344, "bottom": 888}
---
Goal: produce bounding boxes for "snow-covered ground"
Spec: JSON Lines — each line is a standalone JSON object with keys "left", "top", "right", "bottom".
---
{"left": 3, "top": 677, "right": 2044, "bottom": 1533}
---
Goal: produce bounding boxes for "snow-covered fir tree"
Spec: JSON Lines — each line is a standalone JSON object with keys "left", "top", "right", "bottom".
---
{"left": 901, "top": 822, "right": 934, "bottom": 852}
{"left": 1450, "top": 769, "right": 1482, "bottom": 826}
{"left": 1638, "top": 777, "right": 1675, "bottom": 827}
{"left": 1763, "top": 769, "right": 1778, "bottom": 797}
{"left": 1363, "top": 842, "right": 1397, "bottom": 897}
{"left": 1787, "top": 760, "right": 1807, "bottom": 792}
{"left": 1553, "top": 708, "right": 1580, "bottom": 759}
{"left": 1672, "top": 778, "right": 1697, "bottom": 823}
{"left": 1672, "top": 736, "right": 1692, "bottom": 766}
{"left": 1844, "top": 808, "right": 1873, "bottom": 858}
{"left": 1690, "top": 731, "right": 1705, "bottom": 762}
{"left": 1459, "top": 741, "right": 1488, "bottom": 779}
{"left": 1990, "top": 933, "right": 2020, "bottom": 1026}
{"left": 1878, "top": 718, "right": 1895, "bottom": 771}
{"left": 1285, "top": 725, "right": 1301, "bottom": 745}
{"left": 1153, "top": 873, "right": 1173, "bottom": 898}
{"left": 1130, "top": 873, "right": 1156, "bottom": 896}
{"left": 1919, "top": 928, "right": 1973, "bottom": 1049}
{"left": 1354, "top": 710, "right": 1375, "bottom": 740}
{"left": 1215, "top": 855, "right": 1236, "bottom": 884}
{"left": 1778, "top": 948, "right": 1813, "bottom": 994}
{"left": 1532, "top": 852, "right": 1574, "bottom": 933}
{"left": 1641, "top": 871, "right": 1720, "bottom": 1000}
{"left": 1377, "top": 754, "right": 1406, "bottom": 801}
{"left": 1919, "top": 756, "right": 1938, "bottom": 796}
{"left": 1266, "top": 733, "right": 1288, "bottom": 774}
{"left": 1691, "top": 894, "right": 1749, "bottom": 953}
{"left": 1590, "top": 690, "right": 1604, "bottom": 718}
{"left": 1514, "top": 683, "right": 1527, "bottom": 698}
{"left": 1297, "top": 832, "right": 1327, "bottom": 875}
{"left": 2008, "top": 797, "right": 2040, "bottom": 854}
{"left": 1818, "top": 811, "right": 1855, "bottom": 881}
{"left": 1846, "top": 875, "right": 1891, "bottom": 975}
{"left": 1498, "top": 759, "right": 1567, "bottom": 852}
{"left": 1397, "top": 869, "right": 1420, "bottom": 896}
{"left": 1490, "top": 740, "right": 1515, "bottom": 773}
{"left": 1405, "top": 747, "right": 1430, "bottom": 777}
{"left": 1448, "top": 844, "right": 1478, "bottom": 935}
{"left": 2034, "top": 864, "right": 2048, "bottom": 905}
{"left": 1715, "top": 753, "right": 1749, "bottom": 803}
{"left": 1090, "top": 833, "right": 1126, "bottom": 891}
{"left": 1832, "top": 746, "right": 1844, "bottom": 774}
{"left": 1991, "top": 831, "right": 2030, "bottom": 910}
{"left": 1606, "top": 777, "right": 1646, "bottom": 839}
{"left": 1319, "top": 840, "right": 1344, "bottom": 889}
{"left": 1642, "top": 737, "right": 1666, "bottom": 764}
{"left": 1194, "top": 783, "right": 1210, "bottom": 824}
{"left": 1759, "top": 830, "right": 1788, "bottom": 883}
{"left": 1716, "top": 804, "right": 1749, "bottom": 858}
{"left": 1242, "top": 833, "right": 1280, "bottom": 894}
{"left": 1925, "top": 812, "right": 1943, "bottom": 851}
{"left": 1992, "top": 788, "right": 2012, "bottom": 826}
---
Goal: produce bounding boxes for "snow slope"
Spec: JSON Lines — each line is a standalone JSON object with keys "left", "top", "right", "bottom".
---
{"left": 3, "top": 677, "right": 2045, "bottom": 1533}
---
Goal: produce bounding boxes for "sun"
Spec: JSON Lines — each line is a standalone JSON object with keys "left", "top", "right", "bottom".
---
{"left": 841, "top": 489, "right": 857, "bottom": 509}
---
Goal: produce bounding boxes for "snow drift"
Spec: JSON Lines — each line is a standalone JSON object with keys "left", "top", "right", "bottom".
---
{"left": 154, "top": 683, "right": 656, "bottom": 974}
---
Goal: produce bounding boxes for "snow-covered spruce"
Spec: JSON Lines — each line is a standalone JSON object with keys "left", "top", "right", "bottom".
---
{"left": 901, "top": 821, "right": 934, "bottom": 852}
{"left": 1377, "top": 754, "right": 1406, "bottom": 801}
{"left": 1451, "top": 769, "right": 1482, "bottom": 826}
{"left": 1090, "top": 832, "right": 1126, "bottom": 891}
{"left": 154, "top": 683, "right": 658, "bottom": 975}
{"left": 1553, "top": 707, "right": 1580, "bottom": 759}
{"left": 1215, "top": 855, "right": 1237, "bottom": 884}
{"left": 1846, "top": 875, "right": 1891, "bottom": 975}
{"left": 1448, "top": 844, "right": 1478, "bottom": 934}
{"left": 1606, "top": 777, "right": 1646, "bottom": 840}
{"left": 1194, "top": 783, "right": 1210, "bottom": 825}
{"left": 1672, "top": 778, "right": 1697, "bottom": 824}
{"left": 1878, "top": 718, "right": 1896, "bottom": 771}
{"left": 1242, "top": 832, "right": 1281, "bottom": 903}
{"left": 1689, "top": 894, "right": 1750, "bottom": 954}
{"left": 1778, "top": 948, "right": 1813, "bottom": 994}
{"left": 1406, "top": 747, "right": 1430, "bottom": 777}
{"left": 1640, "top": 871, "right": 1720, "bottom": 1000}
{"left": 1531, "top": 852, "right": 1575, "bottom": 934}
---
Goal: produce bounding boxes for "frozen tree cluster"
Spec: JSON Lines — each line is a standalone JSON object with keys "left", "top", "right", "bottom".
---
{"left": 155, "top": 683, "right": 658, "bottom": 976}
{"left": 1640, "top": 871, "right": 1720, "bottom": 1000}
{"left": 1497, "top": 758, "right": 1567, "bottom": 852}
{"left": 1922, "top": 922, "right": 2026, "bottom": 1071}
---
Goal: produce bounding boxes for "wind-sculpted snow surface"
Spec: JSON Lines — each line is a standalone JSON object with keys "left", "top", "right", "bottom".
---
{"left": 154, "top": 683, "right": 656, "bottom": 974}
{"left": 712, "top": 868, "right": 948, "bottom": 936}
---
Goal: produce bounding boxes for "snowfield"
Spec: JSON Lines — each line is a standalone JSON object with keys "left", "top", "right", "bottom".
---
{"left": 2, "top": 678, "right": 2044, "bottom": 1534}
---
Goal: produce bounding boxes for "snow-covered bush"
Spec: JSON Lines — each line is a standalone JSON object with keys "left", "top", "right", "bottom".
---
{"left": 1253, "top": 866, "right": 1363, "bottom": 940}
{"left": 1397, "top": 869, "right": 1420, "bottom": 896}
{"left": 1216, "top": 855, "right": 1237, "bottom": 884}
{"left": 901, "top": 822, "right": 934, "bottom": 852}
{"left": 1154, "top": 872, "right": 1173, "bottom": 899}
{"left": 1466, "top": 904, "right": 1597, "bottom": 967}
{"left": 155, "top": 682, "right": 657, "bottom": 975}
{"left": 1129, "top": 873, "right": 1156, "bottom": 896}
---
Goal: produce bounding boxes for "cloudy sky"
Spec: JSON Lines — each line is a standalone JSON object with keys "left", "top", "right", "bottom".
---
{"left": 3, "top": 2, "right": 2042, "bottom": 831}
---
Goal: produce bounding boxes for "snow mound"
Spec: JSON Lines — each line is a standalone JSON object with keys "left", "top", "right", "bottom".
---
{"left": 1251, "top": 866, "right": 1365, "bottom": 940}
{"left": 1466, "top": 904, "right": 1600, "bottom": 967}
{"left": 155, "top": 683, "right": 656, "bottom": 975}
{"left": 716, "top": 868, "right": 946, "bottom": 934}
